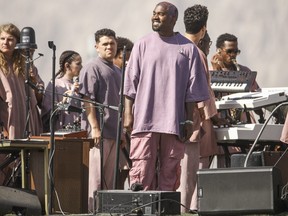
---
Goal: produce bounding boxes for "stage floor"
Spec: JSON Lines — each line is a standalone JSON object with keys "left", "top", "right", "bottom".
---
{"left": 72, "top": 210, "right": 288, "bottom": 215}
{"left": 47, "top": 212, "right": 288, "bottom": 216}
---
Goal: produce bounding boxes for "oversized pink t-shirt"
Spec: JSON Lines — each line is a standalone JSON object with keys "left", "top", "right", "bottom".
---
{"left": 79, "top": 57, "right": 121, "bottom": 139}
{"left": 124, "top": 32, "right": 210, "bottom": 137}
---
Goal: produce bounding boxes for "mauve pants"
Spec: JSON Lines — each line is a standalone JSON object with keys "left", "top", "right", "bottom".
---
{"left": 129, "top": 132, "right": 185, "bottom": 191}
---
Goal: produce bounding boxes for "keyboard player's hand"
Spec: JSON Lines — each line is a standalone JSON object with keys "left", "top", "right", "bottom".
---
{"left": 211, "top": 115, "right": 231, "bottom": 128}
{"left": 211, "top": 53, "right": 227, "bottom": 71}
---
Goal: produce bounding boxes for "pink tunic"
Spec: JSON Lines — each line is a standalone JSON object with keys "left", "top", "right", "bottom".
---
{"left": 41, "top": 77, "right": 81, "bottom": 132}
{"left": 198, "top": 49, "right": 219, "bottom": 157}
{"left": 0, "top": 69, "right": 43, "bottom": 185}
{"left": 0, "top": 70, "right": 42, "bottom": 139}
{"left": 79, "top": 57, "right": 126, "bottom": 211}
{"left": 79, "top": 57, "right": 121, "bottom": 139}
{"left": 178, "top": 48, "right": 218, "bottom": 212}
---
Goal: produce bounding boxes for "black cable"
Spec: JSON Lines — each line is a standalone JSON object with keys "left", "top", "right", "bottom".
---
{"left": 244, "top": 102, "right": 288, "bottom": 167}
{"left": 120, "top": 198, "right": 191, "bottom": 216}
{"left": 0, "top": 153, "right": 19, "bottom": 170}
{"left": 108, "top": 199, "right": 139, "bottom": 216}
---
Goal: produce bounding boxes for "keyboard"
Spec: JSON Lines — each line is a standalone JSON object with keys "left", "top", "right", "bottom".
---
{"left": 215, "top": 91, "right": 287, "bottom": 110}
{"left": 210, "top": 70, "right": 257, "bottom": 93}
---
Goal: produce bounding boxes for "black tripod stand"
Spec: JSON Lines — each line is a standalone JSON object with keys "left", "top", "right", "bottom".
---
{"left": 0, "top": 152, "right": 21, "bottom": 187}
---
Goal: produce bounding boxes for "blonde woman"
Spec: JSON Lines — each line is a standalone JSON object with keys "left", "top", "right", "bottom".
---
{"left": 0, "top": 23, "right": 43, "bottom": 184}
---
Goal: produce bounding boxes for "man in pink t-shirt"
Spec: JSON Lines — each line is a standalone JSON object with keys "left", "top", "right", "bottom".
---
{"left": 123, "top": 2, "right": 210, "bottom": 191}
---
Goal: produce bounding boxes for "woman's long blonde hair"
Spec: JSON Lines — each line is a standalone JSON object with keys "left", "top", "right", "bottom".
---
{"left": 0, "top": 23, "right": 25, "bottom": 77}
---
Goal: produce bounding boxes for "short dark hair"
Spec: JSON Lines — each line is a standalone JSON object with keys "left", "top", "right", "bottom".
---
{"left": 94, "top": 28, "right": 116, "bottom": 43}
{"left": 184, "top": 4, "right": 209, "bottom": 34}
{"left": 115, "top": 37, "right": 134, "bottom": 57}
{"left": 216, "top": 33, "right": 238, "bottom": 48}
{"left": 156, "top": 2, "right": 178, "bottom": 20}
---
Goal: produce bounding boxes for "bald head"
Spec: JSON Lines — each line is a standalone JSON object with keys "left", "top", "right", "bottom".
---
{"left": 152, "top": 1, "right": 178, "bottom": 36}
{"left": 156, "top": 1, "right": 178, "bottom": 20}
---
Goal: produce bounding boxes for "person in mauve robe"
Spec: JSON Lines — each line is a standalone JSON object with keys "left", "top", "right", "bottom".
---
{"left": 0, "top": 23, "right": 43, "bottom": 185}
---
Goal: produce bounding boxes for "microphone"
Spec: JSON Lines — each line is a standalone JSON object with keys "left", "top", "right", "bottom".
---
{"left": 48, "top": 41, "right": 56, "bottom": 50}
{"left": 130, "top": 182, "right": 144, "bottom": 191}
{"left": 232, "top": 58, "right": 240, "bottom": 71}
{"left": 57, "top": 102, "right": 84, "bottom": 113}
{"left": 65, "top": 105, "right": 84, "bottom": 113}
{"left": 30, "top": 53, "right": 44, "bottom": 63}
{"left": 25, "top": 79, "right": 44, "bottom": 94}
{"left": 15, "top": 27, "right": 37, "bottom": 50}
{"left": 67, "top": 76, "right": 79, "bottom": 104}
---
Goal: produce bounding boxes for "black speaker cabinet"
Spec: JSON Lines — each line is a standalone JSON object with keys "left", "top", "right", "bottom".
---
{"left": 230, "top": 151, "right": 288, "bottom": 186}
{"left": 0, "top": 186, "right": 42, "bottom": 215}
{"left": 197, "top": 167, "right": 285, "bottom": 215}
{"left": 231, "top": 151, "right": 263, "bottom": 167}
{"left": 231, "top": 151, "right": 285, "bottom": 168}
{"left": 94, "top": 190, "right": 180, "bottom": 215}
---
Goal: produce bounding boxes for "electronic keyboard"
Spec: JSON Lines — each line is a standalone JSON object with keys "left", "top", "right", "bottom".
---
{"left": 210, "top": 70, "right": 257, "bottom": 93}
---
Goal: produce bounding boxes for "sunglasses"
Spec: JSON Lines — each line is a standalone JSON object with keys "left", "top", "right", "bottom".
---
{"left": 223, "top": 49, "right": 241, "bottom": 55}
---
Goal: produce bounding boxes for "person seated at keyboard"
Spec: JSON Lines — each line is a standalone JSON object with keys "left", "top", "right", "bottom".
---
{"left": 210, "top": 33, "right": 265, "bottom": 124}
{"left": 209, "top": 33, "right": 265, "bottom": 167}
{"left": 211, "top": 33, "right": 255, "bottom": 81}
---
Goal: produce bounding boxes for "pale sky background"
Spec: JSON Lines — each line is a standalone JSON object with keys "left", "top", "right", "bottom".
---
{"left": 2, "top": 0, "right": 288, "bottom": 89}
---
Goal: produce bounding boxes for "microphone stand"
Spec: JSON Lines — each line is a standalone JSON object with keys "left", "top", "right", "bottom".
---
{"left": 28, "top": 67, "right": 119, "bottom": 211}
{"left": 113, "top": 46, "right": 127, "bottom": 189}
{"left": 55, "top": 93, "right": 115, "bottom": 192}
{"left": 48, "top": 41, "right": 56, "bottom": 214}
{"left": 23, "top": 48, "right": 32, "bottom": 139}
{"left": 63, "top": 93, "right": 118, "bottom": 191}
{"left": 23, "top": 51, "right": 44, "bottom": 138}
{"left": 30, "top": 78, "right": 118, "bottom": 211}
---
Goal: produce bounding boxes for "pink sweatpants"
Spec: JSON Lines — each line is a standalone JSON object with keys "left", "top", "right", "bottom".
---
{"left": 129, "top": 132, "right": 185, "bottom": 191}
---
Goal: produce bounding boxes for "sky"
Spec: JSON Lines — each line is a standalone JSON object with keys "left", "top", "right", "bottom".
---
{"left": 2, "top": 0, "right": 288, "bottom": 89}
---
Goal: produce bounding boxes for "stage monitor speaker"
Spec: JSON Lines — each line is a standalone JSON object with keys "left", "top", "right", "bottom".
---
{"left": 197, "top": 167, "right": 285, "bottom": 215}
{"left": 230, "top": 151, "right": 285, "bottom": 168}
{"left": 0, "top": 186, "right": 42, "bottom": 215}
{"left": 231, "top": 151, "right": 263, "bottom": 167}
{"left": 94, "top": 190, "right": 180, "bottom": 215}
{"left": 230, "top": 150, "right": 288, "bottom": 186}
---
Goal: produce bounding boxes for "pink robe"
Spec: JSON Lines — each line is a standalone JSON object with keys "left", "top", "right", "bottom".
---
{"left": 0, "top": 70, "right": 42, "bottom": 138}
{"left": 198, "top": 49, "right": 219, "bottom": 158}
{"left": 41, "top": 77, "right": 81, "bottom": 132}
{"left": 0, "top": 69, "right": 43, "bottom": 184}
{"left": 178, "top": 48, "right": 218, "bottom": 212}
